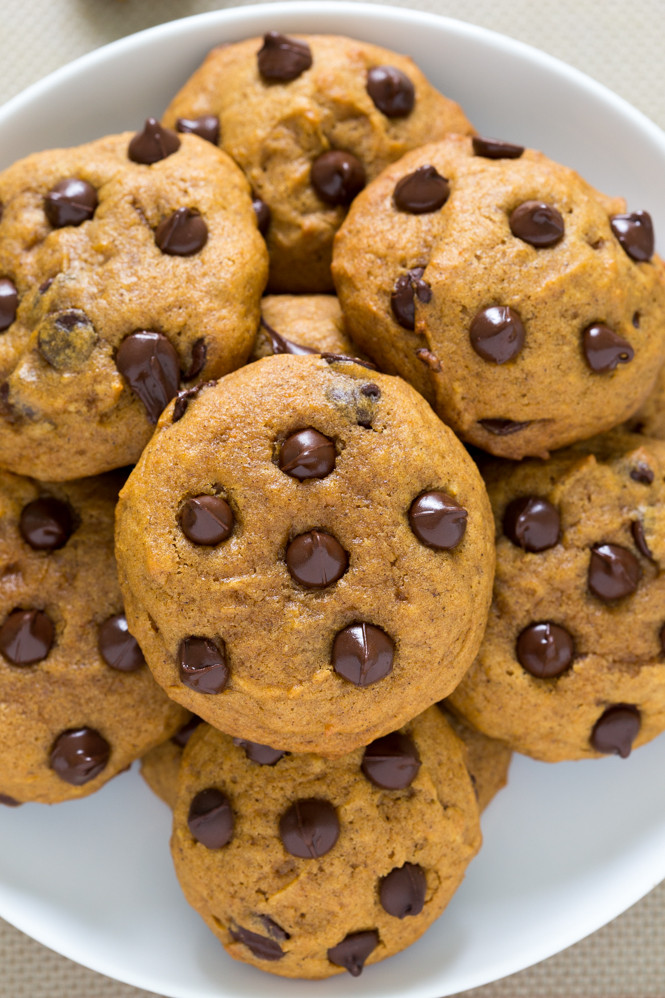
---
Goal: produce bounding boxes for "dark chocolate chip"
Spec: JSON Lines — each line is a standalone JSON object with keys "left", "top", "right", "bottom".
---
{"left": 187, "top": 787, "right": 233, "bottom": 847}
{"left": 472, "top": 135, "right": 524, "bottom": 159}
{"left": 366, "top": 66, "right": 415, "bottom": 117}
{"left": 415, "top": 347, "right": 442, "bottom": 371}
{"left": 116, "top": 330, "right": 180, "bottom": 424}
{"left": 285, "top": 530, "right": 348, "bottom": 588}
{"left": 631, "top": 519, "right": 653, "bottom": 560}
{"left": 233, "top": 738, "right": 286, "bottom": 765}
{"left": 610, "top": 211, "right": 654, "bottom": 262}
{"left": 185, "top": 338, "right": 207, "bottom": 380}
{"left": 39, "top": 278, "right": 53, "bottom": 294}
{"left": 327, "top": 930, "right": 379, "bottom": 976}
{"left": 279, "top": 428, "right": 336, "bottom": 480}
{"left": 590, "top": 704, "right": 641, "bottom": 758}
{"left": 178, "top": 636, "right": 229, "bottom": 694}
{"left": 509, "top": 201, "right": 564, "bottom": 247}
{"left": 155, "top": 208, "right": 208, "bottom": 256}
{"left": 361, "top": 731, "right": 421, "bottom": 789}
{"left": 0, "top": 609, "right": 54, "bottom": 665}
{"left": 332, "top": 622, "right": 394, "bottom": 686}
{"left": 588, "top": 543, "right": 641, "bottom": 601}
{"left": 175, "top": 114, "right": 220, "bottom": 145}
{"left": 229, "top": 924, "right": 283, "bottom": 961}
{"left": 630, "top": 462, "right": 654, "bottom": 485}
{"left": 393, "top": 165, "right": 449, "bottom": 214}
{"left": 49, "top": 727, "right": 110, "bottom": 785}
{"left": 171, "top": 715, "right": 203, "bottom": 748}
{"left": 98, "top": 613, "right": 145, "bottom": 672}
{"left": 409, "top": 490, "right": 467, "bottom": 550}
{"left": 470, "top": 306, "right": 525, "bottom": 364}
{"left": 37, "top": 309, "right": 97, "bottom": 370}
{"left": 311, "top": 151, "right": 366, "bottom": 206}
{"left": 253, "top": 197, "right": 271, "bottom": 236}
{"left": 128, "top": 118, "right": 181, "bottom": 164}
{"left": 478, "top": 418, "right": 531, "bottom": 435}
{"left": 516, "top": 622, "right": 575, "bottom": 678}
{"left": 502, "top": 495, "right": 560, "bottom": 552}
{"left": 257, "top": 915, "right": 290, "bottom": 941}
{"left": 321, "top": 352, "right": 378, "bottom": 370}
{"left": 279, "top": 798, "right": 340, "bottom": 858}
{"left": 180, "top": 495, "right": 234, "bottom": 545}
{"left": 257, "top": 31, "right": 312, "bottom": 81}
{"left": 632, "top": 311, "right": 641, "bottom": 328}
{"left": 44, "top": 178, "right": 97, "bottom": 228}
{"left": 0, "top": 278, "right": 18, "bottom": 331}
{"left": 261, "top": 317, "right": 317, "bottom": 356}
{"left": 379, "top": 863, "right": 427, "bottom": 918}
{"left": 361, "top": 383, "right": 381, "bottom": 399}
{"left": 582, "top": 323, "right": 634, "bottom": 373}
{"left": 19, "top": 497, "right": 73, "bottom": 551}
{"left": 0, "top": 793, "right": 21, "bottom": 806}
{"left": 390, "top": 267, "right": 431, "bottom": 330}
{"left": 172, "top": 380, "right": 216, "bottom": 423}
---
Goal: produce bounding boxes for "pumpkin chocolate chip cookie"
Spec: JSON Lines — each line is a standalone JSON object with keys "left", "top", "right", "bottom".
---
{"left": 250, "top": 294, "right": 361, "bottom": 362}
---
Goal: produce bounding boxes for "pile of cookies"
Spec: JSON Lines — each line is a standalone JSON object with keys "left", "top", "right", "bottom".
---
{"left": 1, "top": 27, "right": 665, "bottom": 981}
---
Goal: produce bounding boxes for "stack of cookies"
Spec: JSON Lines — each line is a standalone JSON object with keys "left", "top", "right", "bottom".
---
{"left": 1, "top": 26, "right": 665, "bottom": 982}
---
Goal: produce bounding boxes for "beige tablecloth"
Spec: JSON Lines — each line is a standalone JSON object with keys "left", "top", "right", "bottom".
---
{"left": 1, "top": 1, "right": 665, "bottom": 995}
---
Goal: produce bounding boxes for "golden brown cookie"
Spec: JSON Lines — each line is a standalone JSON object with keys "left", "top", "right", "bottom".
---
{"left": 0, "top": 125, "right": 268, "bottom": 481}
{"left": 163, "top": 33, "right": 473, "bottom": 292}
{"left": 171, "top": 707, "right": 480, "bottom": 979}
{"left": 332, "top": 134, "right": 665, "bottom": 458}
{"left": 140, "top": 714, "right": 203, "bottom": 809}
{"left": 0, "top": 471, "right": 186, "bottom": 804}
{"left": 251, "top": 294, "right": 360, "bottom": 361}
{"left": 115, "top": 353, "right": 495, "bottom": 756}
{"left": 448, "top": 432, "right": 665, "bottom": 761}
{"left": 629, "top": 362, "right": 665, "bottom": 439}
{"left": 439, "top": 706, "right": 511, "bottom": 812}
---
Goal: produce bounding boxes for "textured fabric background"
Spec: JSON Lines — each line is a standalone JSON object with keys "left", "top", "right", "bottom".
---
{"left": 1, "top": 1, "right": 665, "bottom": 996}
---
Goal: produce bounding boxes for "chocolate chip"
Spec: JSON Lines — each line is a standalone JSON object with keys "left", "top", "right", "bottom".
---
{"left": 19, "top": 497, "right": 73, "bottom": 551}
{"left": 582, "top": 323, "right": 634, "bottom": 373}
{"left": 590, "top": 704, "right": 641, "bottom": 757}
{"left": 509, "top": 201, "right": 564, "bottom": 247}
{"left": 187, "top": 787, "right": 233, "bottom": 847}
{"left": 37, "top": 309, "right": 97, "bottom": 370}
{"left": 258, "top": 915, "right": 290, "bottom": 941}
{"left": 393, "top": 165, "right": 449, "bottom": 214}
{"left": 178, "top": 636, "right": 229, "bottom": 694}
{"left": 128, "top": 118, "right": 181, "bottom": 164}
{"left": 472, "top": 135, "right": 524, "bottom": 159}
{"left": 172, "top": 381, "right": 216, "bottom": 423}
{"left": 390, "top": 267, "right": 431, "bottom": 330}
{"left": 0, "top": 609, "right": 54, "bottom": 665}
{"left": 285, "top": 530, "right": 348, "bottom": 588}
{"left": 361, "top": 731, "right": 421, "bottom": 789}
{"left": 44, "top": 178, "right": 97, "bottom": 228}
{"left": 279, "top": 798, "right": 340, "bottom": 858}
{"left": 233, "top": 739, "right": 286, "bottom": 765}
{"left": 116, "top": 331, "right": 180, "bottom": 424}
{"left": 630, "top": 462, "right": 654, "bottom": 485}
{"left": 98, "top": 613, "right": 145, "bottom": 672}
{"left": 478, "top": 418, "right": 531, "bottom": 435}
{"left": 0, "top": 793, "right": 21, "bottom": 806}
{"left": 49, "top": 727, "right": 110, "bottom": 785}
{"left": 366, "top": 66, "right": 415, "bottom": 117}
{"left": 0, "top": 278, "right": 18, "bottom": 331}
{"left": 252, "top": 196, "right": 271, "bottom": 236}
{"left": 321, "top": 353, "right": 378, "bottom": 370}
{"left": 184, "top": 338, "right": 207, "bottom": 380}
{"left": 279, "top": 428, "right": 336, "bottom": 480}
{"left": 180, "top": 495, "right": 234, "bottom": 545}
{"left": 39, "top": 278, "right": 53, "bottom": 294}
{"left": 610, "top": 211, "right": 654, "bottom": 262}
{"left": 632, "top": 311, "right": 641, "bottom": 328}
{"left": 257, "top": 31, "right": 312, "bottom": 81}
{"left": 171, "top": 715, "right": 203, "bottom": 748}
{"left": 502, "top": 496, "right": 560, "bottom": 552}
{"left": 516, "top": 622, "right": 575, "bottom": 678}
{"left": 470, "top": 306, "right": 525, "bottom": 364}
{"left": 175, "top": 115, "right": 220, "bottom": 145}
{"left": 588, "top": 543, "right": 641, "bottom": 601}
{"left": 229, "top": 924, "right": 284, "bottom": 961}
{"left": 261, "top": 317, "right": 317, "bottom": 356}
{"left": 379, "top": 863, "right": 427, "bottom": 918}
{"left": 327, "top": 930, "right": 379, "bottom": 976}
{"left": 155, "top": 208, "right": 208, "bottom": 256}
{"left": 311, "top": 151, "right": 366, "bottom": 206}
{"left": 361, "top": 383, "right": 381, "bottom": 399}
{"left": 409, "top": 490, "right": 467, "bottom": 550}
{"left": 332, "top": 623, "right": 394, "bottom": 686}
{"left": 415, "top": 347, "right": 442, "bottom": 372}
{"left": 631, "top": 519, "right": 653, "bottom": 560}
{"left": 660, "top": 623, "right": 665, "bottom": 656}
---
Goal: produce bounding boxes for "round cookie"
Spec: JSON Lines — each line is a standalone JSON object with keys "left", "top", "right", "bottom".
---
{"left": 115, "top": 353, "right": 495, "bottom": 755}
{"left": 171, "top": 707, "right": 481, "bottom": 979}
{"left": 438, "top": 705, "right": 512, "bottom": 812}
{"left": 448, "top": 432, "right": 665, "bottom": 761}
{"left": 629, "top": 361, "right": 665, "bottom": 439}
{"left": 332, "top": 134, "right": 665, "bottom": 458}
{"left": 0, "top": 125, "right": 268, "bottom": 480}
{"left": 251, "top": 294, "right": 361, "bottom": 361}
{"left": 163, "top": 33, "right": 474, "bottom": 293}
{"left": 141, "top": 714, "right": 203, "bottom": 810}
{"left": 0, "top": 471, "right": 186, "bottom": 804}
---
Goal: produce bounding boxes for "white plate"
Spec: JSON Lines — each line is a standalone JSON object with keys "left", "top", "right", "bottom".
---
{"left": 2, "top": 4, "right": 665, "bottom": 996}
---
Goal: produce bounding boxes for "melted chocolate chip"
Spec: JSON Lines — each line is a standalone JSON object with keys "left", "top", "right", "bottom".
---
{"left": 37, "top": 309, "right": 97, "bottom": 370}
{"left": 478, "top": 418, "right": 531, "bottom": 435}
{"left": 502, "top": 496, "right": 560, "bottom": 552}
{"left": 188, "top": 787, "right": 233, "bottom": 847}
{"left": 175, "top": 115, "right": 220, "bottom": 144}
{"left": 470, "top": 306, "right": 525, "bottom": 364}
{"left": 327, "top": 930, "right": 379, "bottom": 976}
{"left": 180, "top": 495, "right": 234, "bottom": 545}
{"left": 393, "top": 165, "right": 450, "bottom": 214}
{"left": 229, "top": 924, "right": 283, "bottom": 961}
{"left": 610, "top": 211, "right": 654, "bottom": 262}
{"left": 44, "top": 178, "right": 97, "bottom": 228}
{"left": 128, "top": 118, "right": 181, "bottom": 164}
{"left": 279, "top": 798, "right": 340, "bottom": 858}
{"left": 19, "top": 497, "right": 73, "bottom": 551}
{"left": 257, "top": 31, "right": 312, "bottom": 81}
{"left": 116, "top": 331, "right": 180, "bottom": 424}
{"left": 258, "top": 915, "right": 290, "bottom": 941}
{"left": 252, "top": 196, "right": 271, "bottom": 236}
{"left": 279, "top": 428, "right": 336, "bottom": 480}
{"left": 285, "top": 530, "right": 348, "bottom": 588}
{"left": 361, "top": 731, "right": 421, "bottom": 789}
{"left": 0, "top": 278, "right": 18, "bottom": 331}
{"left": 408, "top": 490, "right": 467, "bottom": 550}
{"left": 178, "top": 636, "right": 229, "bottom": 694}
{"left": 630, "top": 462, "right": 654, "bottom": 485}
{"left": 590, "top": 704, "right": 641, "bottom": 758}
{"left": 588, "top": 543, "right": 641, "bottom": 601}
{"left": 171, "top": 715, "right": 203, "bottom": 748}
{"left": 631, "top": 519, "right": 653, "bottom": 560}
{"left": 0, "top": 609, "right": 54, "bottom": 665}
{"left": 98, "top": 614, "right": 145, "bottom": 672}
{"left": 49, "top": 727, "right": 110, "bottom": 785}
{"left": 509, "top": 201, "right": 564, "bottom": 247}
{"left": 261, "top": 317, "right": 317, "bottom": 356}
{"left": 311, "top": 151, "right": 366, "bottom": 206}
{"left": 233, "top": 739, "right": 286, "bottom": 765}
{"left": 332, "top": 622, "right": 394, "bottom": 686}
{"left": 366, "top": 66, "right": 415, "bottom": 117}
{"left": 184, "top": 338, "right": 207, "bottom": 380}
{"left": 0, "top": 793, "right": 21, "bottom": 806}
{"left": 582, "top": 323, "right": 634, "bottom": 373}
{"left": 172, "top": 381, "right": 215, "bottom": 423}
{"left": 472, "top": 136, "right": 524, "bottom": 159}
{"left": 379, "top": 863, "right": 427, "bottom": 918}
{"left": 516, "top": 622, "right": 575, "bottom": 678}
{"left": 390, "top": 267, "right": 431, "bottom": 330}
{"left": 321, "top": 353, "right": 378, "bottom": 370}
{"left": 155, "top": 208, "right": 208, "bottom": 256}
{"left": 416, "top": 348, "right": 442, "bottom": 371}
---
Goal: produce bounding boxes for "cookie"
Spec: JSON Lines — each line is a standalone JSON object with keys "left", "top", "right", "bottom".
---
{"left": 115, "top": 353, "right": 495, "bottom": 755}
{"left": 448, "top": 432, "right": 665, "bottom": 761}
{"left": 141, "top": 714, "right": 203, "bottom": 810}
{"left": 629, "top": 362, "right": 665, "bottom": 439}
{"left": 332, "top": 134, "right": 665, "bottom": 459}
{"left": 163, "top": 33, "right": 473, "bottom": 293}
{"left": 0, "top": 471, "right": 186, "bottom": 804}
{"left": 170, "top": 706, "right": 480, "bottom": 979}
{"left": 438, "top": 705, "right": 511, "bottom": 812}
{"left": 0, "top": 125, "right": 268, "bottom": 481}
{"left": 251, "top": 294, "right": 360, "bottom": 361}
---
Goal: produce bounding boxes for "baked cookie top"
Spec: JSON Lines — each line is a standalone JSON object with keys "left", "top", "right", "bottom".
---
{"left": 251, "top": 293, "right": 360, "bottom": 362}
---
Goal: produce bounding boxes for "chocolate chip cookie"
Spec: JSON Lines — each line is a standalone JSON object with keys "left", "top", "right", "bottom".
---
{"left": 171, "top": 706, "right": 480, "bottom": 978}
{"left": 141, "top": 713, "right": 203, "bottom": 810}
{"left": 251, "top": 294, "right": 361, "bottom": 362}
{"left": 438, "top": 706, "right": 512, "bottom": 812}
{"left": 163, "top": 33, "right": 473, "bottom": 293}
{"left": 115, "top": 353, "right": 495, "bottom": 756}
{"left": 0, "top": 125, "right": 268, "bottom": 481}
{"left": 448, "top": 431, "right": 665, "bottom": 761}
{"left": 332, "top": 134, "right": 665, "bottom": 458}
{"left": 0, "top": 470, "right": 186, "bottom": 804}
{"left": 630, "top": 362, "right": 665, "bottom": 439}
